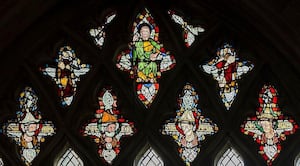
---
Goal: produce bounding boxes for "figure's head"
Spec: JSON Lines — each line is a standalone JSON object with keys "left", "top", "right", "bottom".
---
{"left": 217, "top": 43, "right": 236, "bottom": 59}
{"left": 260, "top": 120, "right": 273, "bottom": 133}
{"left": 19, "top": 87, "right": 38, "bottom": 112}
{"left": 138, "top": 23, "right": 152, "bottom": 40}
{"left": 262, "top": 89, "right": 273, "bottom": 104}
{"left": 105, "top": 123, "right": 119, "bottom": 137}
{"left": 59, "top": 46, "right": 74, "bottom": 61}
{"left": 21, "top": 123, "right": 39, "bottom": 136}
{"left": 107, "top": 123, "right": 117, "bottom": 132}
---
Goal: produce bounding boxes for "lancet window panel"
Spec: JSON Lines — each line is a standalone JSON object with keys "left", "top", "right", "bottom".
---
{"left": 135, "top": 146, "right": 164, "bottom": 166}
{"left": 56, "top": 148, "right": 84, "bottom": 166}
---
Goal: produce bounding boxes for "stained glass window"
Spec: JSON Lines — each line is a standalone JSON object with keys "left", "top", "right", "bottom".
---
{"left": 136, "top": 147, "right": 164, "bottom": 166}
{"left": 116, "top": 8, "right": 176, "bottom": 108}
{"left": 200, "top": 43, "right": 254, "bottom": 110}
{"left": 216, "top": 147, "right": 244, "bottom": 166}
{"left": 168, "top": 10, "right": 204, "bottom": 47}
{"left": 241, "top": 85, "right": 298, "bottom": 165}
{"left": 89, "top": 12, "right": 117, "bottom": 48}
{"left": 56, "top": 148, "right": 84, "bottom": 166}
{"left": 81, "top": 87, "right": 135, "bottom": 164}
{"left": 1, "top": 1, "right": 300, "bottom": 166}
{"left": 1, "top": 87, "right": 56, "bottom": 166}
{"left": 161, "top": 83, "right": 218, "bottom": 165}
{"left": 40, "top": 46, "right": 91, "bottom": 106}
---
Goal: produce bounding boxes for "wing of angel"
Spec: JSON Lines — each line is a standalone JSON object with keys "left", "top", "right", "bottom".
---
{"left": 39, "top": 123, "right": 56, "bottom": 136}
{"left": 236, "top": 61, "right": 254, "bottom": 78}
{"left": 186, "top": 25, "right": 204, "bottom": 35}
{"left": 115, "top": 123, "right": 134, "bottom": 139}
{"left": 84, "top": 122, "right": 102, "bottom": 137}
{"left": 5, "top": 123, "right": 22, "bottom": 138}
{"left": 243, "top": 121, "right": 263, "bottom": 136}
{"left": 73, "top": 67, "right": 90, "bottom": 77}
{"left": 275, "top": 120, "right": 294, "bottom": 135}
{"left": 42, "top": 67, "right": 57, "bottom": 80}
{"left": 162, "top": 122, "right": 180, "bottom": 136}
{"left": 202, "top": 64, "right": 218, "bottom": 75}
{"left": 196, "top": 122, "right": 217, "bottom": 135}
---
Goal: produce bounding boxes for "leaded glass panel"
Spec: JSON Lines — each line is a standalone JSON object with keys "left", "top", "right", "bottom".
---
{"left": 56, "top": 148, "right": 83, "bottom": 166}
{"left": 200, "top": 43, "right": 254, "bottom": 110}
{"left": 241, "top": 85, "right": 298, "bottom": 165}
{"left": 81, "top": 87, "right": 135, "bottom": 164}
{"left": 1, "top": 87, "right": 56, "bottom": 166}
{"left": 161, "top": 83, "right": 218, "bottom": 165}
{"left": 216, "top": 147, "right": 244, "bottom": 166}
{"left": 116, "top": 8, "right": 176, "bottom": 108}
{"left": 40, "top": 46, "right": 91, "bottom": 106}
{"left": 137, "top": 147, "right": 164, "bottom": 166}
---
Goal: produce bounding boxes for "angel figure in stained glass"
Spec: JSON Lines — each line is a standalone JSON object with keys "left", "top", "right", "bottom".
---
{"left": 162, "top": 83, "right": 218, "bottom": 165}
{"left": 82, "top": 88, "right": 135, "bottom": 164}
{"left": 41, "top": 46, "right": 90, "bottom": 106}
{"left": 1, "top": 87, "right": 55, "bottom": 166}
{"left": 201, "top": 43, "right": 254, "bottom": 110}
{"left": 116, "top": 8, "right": 176, "bottom": 108}
{"left": 241, "top": 85, "right": 298, "bottom": 165}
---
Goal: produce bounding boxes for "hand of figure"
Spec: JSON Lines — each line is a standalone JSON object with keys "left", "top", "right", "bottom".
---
{"left": 181, "top": 137, "right": 187, "bottom": 146}
{"left": 150, "top": 53, "right": 158, "bottom": 61}
{"left": 133, "top": 34, "right": 139, "bottom": 41}
{"left": 58, "top": 61, "right": 65, "bottom": 69}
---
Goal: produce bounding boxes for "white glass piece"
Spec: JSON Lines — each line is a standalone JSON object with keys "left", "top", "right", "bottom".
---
{"left": 0, "top": 158, "right": 3, "bottom": 166}
{"left": 57, "top": 148, "right": 84, "bottom": 166}
{"left": 295, "top": 155, "right": 300, "bottom": 166}
{"left": 217, "top": 147, "right": 244, "bottom": 166}
{"left": 137, "top": 148, "right": 164, "bottom": 166}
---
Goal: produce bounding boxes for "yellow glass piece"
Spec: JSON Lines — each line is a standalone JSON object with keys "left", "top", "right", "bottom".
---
{"left": 102, "top": 112, "right": 117, "bottom": 122}
{"left": 61, "top": 77, "right": 68, "bottom": 87}
{"left": 148, "top": 73, "right": 154, "bottom": 78}
{"left": 143, "top": 41, "right": 153, "bottom": 52}
{"left": 138, "top": 71, "right": 147, "bottom": 80}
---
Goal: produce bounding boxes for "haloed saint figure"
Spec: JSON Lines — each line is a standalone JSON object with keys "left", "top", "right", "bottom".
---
{"left": 116, "top": 8, "right": 176, "bottom": 108}
{"left": 133, "top": 23, "right": 162, "bottom": 83}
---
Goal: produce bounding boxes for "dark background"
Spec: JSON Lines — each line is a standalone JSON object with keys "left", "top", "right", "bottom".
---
{"left": 0, "top": 0, "right": 300, "bottom": 165}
